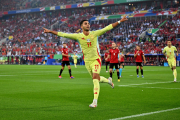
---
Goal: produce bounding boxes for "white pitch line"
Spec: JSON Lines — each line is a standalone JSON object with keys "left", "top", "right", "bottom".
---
{"left": 0, "top": 75, "right": 16, "bottom": 76}
{"left": 118, "top": 81, "right": 172, "bottom": 87}
{"left": 140, "top": 86, "right": 180, "bottom": 90}
{"left": 110, "top": 107, "right": 180, "bottom": 120}
{"left": 119, "top": 86, "right": 180, "bottom": 90}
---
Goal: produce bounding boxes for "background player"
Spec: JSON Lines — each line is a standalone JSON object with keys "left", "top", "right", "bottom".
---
{"left": 43, "top": 15, "right": 128, "bottom": 108}
{"left": 163, "top": 40, "right": 178, "bottom": 82}
{"left": 73, "top": 53, "right": 78, "bottom": 68}
{"left": 106, "top": 42, "right": 121, "bottom": 82}
{"left": 119, "top": 51, "right": 125, "bottom": 78}
{"left": 134, "top": 45, "right": 146, "bottom": 78}
{"left": 104, "top": 50, "right": 110, "bottom": 72}
{"left": 59, "top": 43, "right": 74, "bottom": 79}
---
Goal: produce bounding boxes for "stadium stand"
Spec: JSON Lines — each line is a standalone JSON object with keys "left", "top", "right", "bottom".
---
{"left": 0, "top": 0, "right": 180, "bottom": 65}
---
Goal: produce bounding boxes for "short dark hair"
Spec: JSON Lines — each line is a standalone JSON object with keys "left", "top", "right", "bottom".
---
{"left": 80, "top": 20, "right": 88, "bottom": 26}
{"left": 63, "top": 43, "right": 66, "bottom": 44}
{"left": 136, "top": 45, "right": 140, "bottom": 47}
{"left": 167, "top": 39, "right": 171, "bottom": 42}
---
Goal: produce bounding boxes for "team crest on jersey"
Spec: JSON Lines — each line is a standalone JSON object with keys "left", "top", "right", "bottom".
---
{"left": 82, "top": 37, "right": 85, "bottom": 40}
{"left": 87, "top": 39, "right": 90, "bottom": 42}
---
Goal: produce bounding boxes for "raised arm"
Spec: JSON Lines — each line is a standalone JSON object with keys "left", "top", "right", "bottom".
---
{"left": 94, "top": 15, "right": 128, "bottom": 37}
{"left": 43, "top": 28, "right": 78, "bottom": 40}
{"left": 112, "top": 15, "right": 128, "bottom": 28}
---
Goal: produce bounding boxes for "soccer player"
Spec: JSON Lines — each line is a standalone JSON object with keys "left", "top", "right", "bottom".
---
{"left": 163, "top": 40, "right": 178, "bottom": 82}
{"left": 73, "top": 53, "right": 78, "bottom": 68}
{"left": 134, "top": 45, "right": 146, "bottom": 78}
{"left": 106, "top": 43, "right": 121, "bottom": 82}
{"left": 119, "top": 51, "right": 125, "bottom": 78}
{"left": 104, "top": 50, "right": 110, "bottom": 72}
{"left": 43, "top": 15, "right": 128, "bottom": 108}
{"left": 59, "top": 43, "right": 74, "bottom": 79}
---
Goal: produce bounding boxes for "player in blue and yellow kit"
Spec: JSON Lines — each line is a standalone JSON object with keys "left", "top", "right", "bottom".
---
{"left": 43, "top": 16, "right": 128, "bottom": 108}
{"left": 163, "top": 40, "right": 178, "bottom": 82}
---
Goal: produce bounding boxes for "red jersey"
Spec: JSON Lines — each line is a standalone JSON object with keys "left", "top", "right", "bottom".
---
{"left": 104, "top": 53, "right": 110, "bottom": 62}
{"left": 134, "top": 50, "right": 144, "bottom": 62}
{"left": 109, "top": 48, "right": 120, "bottom": 63}
{"left": 120, "top": 53, "right": 124, "bottom": 62}
{"left": 62, "top": 48, "right": 69, "bottom": 61}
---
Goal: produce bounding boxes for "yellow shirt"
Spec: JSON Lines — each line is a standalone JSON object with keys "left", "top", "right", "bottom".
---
{"left": 57, "top": 24, "right": 113, "bottom": 61}
{"left": 73, "top": 55, "right": 78, "bottom": 60}
{"left": 163, "top": 46, "right": 177, "bottom": 59}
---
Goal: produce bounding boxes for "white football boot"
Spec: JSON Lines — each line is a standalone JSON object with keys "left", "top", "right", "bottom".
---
{"left": 108, "top": 77, "right": 114, "bottom": 89}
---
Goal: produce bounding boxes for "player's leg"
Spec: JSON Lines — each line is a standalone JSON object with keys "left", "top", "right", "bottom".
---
{"left": 113, "top": 67, "right": 116, "bottom": 73}
{"left": 109, "top": 63, "right": 113, "bottom": 79}
{"left": 89, "top": 59, "right": 114, "bottom": 108}
{"left": 106, "top": 62, "right": 108, "bottom": 72}
{"left": 140, "top": 66, "right": 144, "bottom": 78}
{"left": 140, "top": 63, "right": 144, "bottom": 78}
{"left": 74, "top": 60, "right": 77, "bottom": 68}
{"left": 59, "top": 62, "right": 65, "bottom": 78}
{"left": 168, "top": 60, "right": 176, "bottom": 81}
{"left": 119, "top": 63, "right": 123, "bottom": 77}
{"left": 67, "top": 61, "right": 74, "bottom": 78}
{"left": 116, "top": 63, "right": 120, "bottom": 82}
{"left": 172, "top": 60, "right": 177, "bottom": 82}
{"left": 136, "top": 62, "right": 139, "bottom": 78}
{"left": 123, "top": 63, "right": 124, "bottom": 68}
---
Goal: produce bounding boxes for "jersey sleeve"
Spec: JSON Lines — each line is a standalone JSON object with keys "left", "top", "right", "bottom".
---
{"left": 57, "top": 32, "right": 78, "bottom": 40}
{"left": 142, "top": 51, "right": 144, "bottom": 55}
{"left": 173, "top": 46, "right": 177, "bottom": 51}
{"left": 163, "top": 47, "right": 166, "bottom": 53}
{"left": 94, "top": 24, "right": 113, "bottom": 37}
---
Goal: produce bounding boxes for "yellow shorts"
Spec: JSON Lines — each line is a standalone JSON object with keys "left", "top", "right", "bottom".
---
{"left": 168, "top": 59, "right": 176, "bottom": 68}
{"left": 85, "top": 58, "right": 101, "bottom": 77}
{"left": 74, "top": 60, "right": 77, "bottom": 64}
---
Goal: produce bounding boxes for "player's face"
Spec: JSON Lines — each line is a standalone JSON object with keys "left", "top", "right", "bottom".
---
{"left": 112, "top": 43, "right": 116, "bottom": 48}
{"left": 63, "top": 44, "right": 67, "bottom": 48}
{"left": 106, "top": 50, "right": 108, "bottom": 53}
{"left": 81, "top": 21, "right": 90, "bottom": 31}
{"left": 136, "top": 46, "right": 140, "bottom": 50}
{"left": 167, "top": 41, "right": 172, "bottom": 46}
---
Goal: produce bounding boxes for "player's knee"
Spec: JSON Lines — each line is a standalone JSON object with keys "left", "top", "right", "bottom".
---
{"left": 116, "top": 69, "right": 119, "bottom": 72}
{"left": 173, "top": 66, "right": 176, "bottom": 69}
{"left": 93, "top": 73, "right": 100, "bottom": 80}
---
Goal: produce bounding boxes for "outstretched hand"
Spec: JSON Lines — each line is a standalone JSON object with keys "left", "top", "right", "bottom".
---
{"left": 43, "top": 27, "right": 51, "bottom": 33}
{"left": 120, "top": 15, "right": 128, "bottom": 22}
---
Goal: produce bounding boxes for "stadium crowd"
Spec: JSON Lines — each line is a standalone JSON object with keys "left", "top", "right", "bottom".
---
{"left": 0, "top": 0, "right": 180, "bottom": 65}
{"left": 0, "top": 0, "right": 103, "bottom": 11}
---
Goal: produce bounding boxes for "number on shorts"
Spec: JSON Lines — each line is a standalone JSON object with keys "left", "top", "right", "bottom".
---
{"left": 95, "top": 64, "right": 99, "bottom": 69}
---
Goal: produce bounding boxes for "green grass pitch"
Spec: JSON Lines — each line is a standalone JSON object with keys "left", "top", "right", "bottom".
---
{"left": 0, "top": 65, "right": 180, "bottom": 120}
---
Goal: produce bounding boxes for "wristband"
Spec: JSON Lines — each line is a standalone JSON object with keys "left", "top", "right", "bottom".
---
{"left": 118, "top": 21, "right": 121, "bottom": 24}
